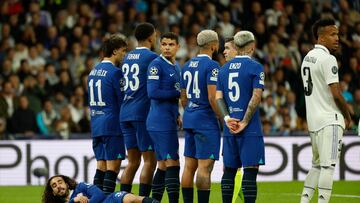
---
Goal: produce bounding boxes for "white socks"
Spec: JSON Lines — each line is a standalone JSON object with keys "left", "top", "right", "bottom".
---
{"left": 300, "top": 166, "right": 320, "bottom": 203}
{"left": 318, "top": 166, "right": 335, "bottom": 203}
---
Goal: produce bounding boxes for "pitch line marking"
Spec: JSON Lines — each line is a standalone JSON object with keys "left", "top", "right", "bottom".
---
{"left": 260, "top": 193, "right": 360, "bottom": 199}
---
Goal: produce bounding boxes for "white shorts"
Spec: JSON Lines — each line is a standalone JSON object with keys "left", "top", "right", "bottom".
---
{"left": 309, "top": 125, "right": 343, "bottom": 167}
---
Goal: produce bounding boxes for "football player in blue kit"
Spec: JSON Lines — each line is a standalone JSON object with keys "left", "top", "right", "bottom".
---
{"left": 146, "top": 32, "right": 181, "bottom": 203}
{"left": 216, "top": 31, "right": 265, "bottom": 203}
{"left": 120, "top": 23, "right": 158, "bottom": 197}
{"left": 180, "top": 30, "right": 221, "bottom": 203}
{"left": 43, "top": 175, "right": 159, "bottom": 203}
{"left": 88, "top": 34, "right": 127, "bottom": 195}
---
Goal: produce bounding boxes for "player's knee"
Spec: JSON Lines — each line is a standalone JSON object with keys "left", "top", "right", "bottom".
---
{"left": 128, "top": 159, "right": 141, "bottom": 170}
{"left": 198, "top": 164, "right": 214, "bottom": 175}
{"left": 97, "top": 160, "right": 106, "bottom": 170}
{"left": 143, "top": 160, "right": 156, "bottom": 172}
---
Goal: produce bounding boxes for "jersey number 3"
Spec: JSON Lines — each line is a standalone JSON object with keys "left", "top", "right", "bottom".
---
{"left": 302, "top": 66, "right": 313, "bottom": 96}
{"left": 89, "top": 79, "right": 106, "bottom": 106}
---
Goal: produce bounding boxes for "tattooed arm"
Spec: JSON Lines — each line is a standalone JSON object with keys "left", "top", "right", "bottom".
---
{"left": 233, "top": 88, "right": 262, "bottom": 133}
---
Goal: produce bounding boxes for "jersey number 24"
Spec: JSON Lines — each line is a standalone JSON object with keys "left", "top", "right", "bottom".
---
{"left": 183, "top": 70, "right": 201, "bottom": 98}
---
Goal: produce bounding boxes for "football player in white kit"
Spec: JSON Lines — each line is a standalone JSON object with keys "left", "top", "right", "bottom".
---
{"left": 299, "top": 18, "right": 351, "bottom": 203}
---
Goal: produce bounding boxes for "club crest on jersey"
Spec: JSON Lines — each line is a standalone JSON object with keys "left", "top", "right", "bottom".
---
{"left": 332, "top": 66, "right": 338, "bottom": 74}
{"left": 175, "top": 82, "right": 180, "bottom": 91}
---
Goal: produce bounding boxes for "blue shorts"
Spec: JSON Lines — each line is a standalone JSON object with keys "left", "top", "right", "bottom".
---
{"left": 121, "top": 121, "right": 154, "bottom": 152}
{"left": 148, "top": 130, "right": 179, "bottom": 161}
{"left": 104, "top": 191, "right": 128, "bottom": 203}
{"left": 184, "top": 129, "right": 220, "bottom": 160}
{"left": 92, "top": 136, "right": 125, "bottom": 160}
{"left": 222, "top": 136, "right": 265, "bottom": 168}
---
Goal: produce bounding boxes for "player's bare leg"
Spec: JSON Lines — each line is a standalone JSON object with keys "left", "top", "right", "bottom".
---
{"left": 104, "top": 159, "right": 122, "bottom": 194}
{"left": 181, "top": 157, "right": 198, "bottom": 203}
{"left": 120, "top": 148, "right": 141, "bottom": 193}
{"left": 139, "top": 151, "right": 156, "bottom": 196}
{"left": 196, "top": 159, "right": 215, "bottom": 203}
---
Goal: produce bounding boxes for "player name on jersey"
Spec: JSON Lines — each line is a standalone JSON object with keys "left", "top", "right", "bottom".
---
{"left": 89, "top": 69, "right": 108, "bottom": 77}
{"left": 304, "top": 56, "right": 317, "bottom": 64}
{"left": 126, "top": 53, "right": 140, "bottom": 60}
{"left": 189, "top": 61, "right": 199, "bottom": 67}
{"left": 229, "top": 62, "right": 241, "bottom": 69}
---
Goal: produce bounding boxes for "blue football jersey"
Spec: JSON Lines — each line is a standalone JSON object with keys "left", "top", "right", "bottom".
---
{"left": 217, "top": 56, "right": 265, "bottom": 137}
{"left": 146, "top": 55, "right": 181, "bottom": 131}
{"left": 120, "top": 47, "right": 158, "bottom": 121}
{"left": 69, "top": 182, "right": 106, "bottom": 203}
{"left": 88, "top": 60, "right": 124, "bottom": 137}
{"left": 181, "top": 54, "right": 220, "bottom": 130}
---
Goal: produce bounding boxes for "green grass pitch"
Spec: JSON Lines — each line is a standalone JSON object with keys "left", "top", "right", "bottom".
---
{"left": 0, "top": 181, "right": 359, "bottom": 203}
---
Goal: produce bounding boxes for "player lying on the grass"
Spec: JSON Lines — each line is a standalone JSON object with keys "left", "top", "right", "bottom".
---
{"left": 42, "top": 175, "right": 159, "bottom": 203}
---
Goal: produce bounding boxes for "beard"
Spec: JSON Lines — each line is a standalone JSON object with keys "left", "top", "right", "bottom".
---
{"left": 56, "top": 187, "right": 69, "bottom": 198}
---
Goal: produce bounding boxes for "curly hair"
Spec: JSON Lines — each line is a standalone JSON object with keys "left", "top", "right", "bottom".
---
{"left": 42, "top": 175, "right": 77, "bottom": 203}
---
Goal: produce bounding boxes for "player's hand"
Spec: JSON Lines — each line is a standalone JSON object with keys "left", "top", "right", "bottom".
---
{"left": 231, "top": 121, "right": 248, "bottom": 134}
{"left": 225, "top": 117, "right": 240, "bottom": 133}
{"left": 177, "top": 116, "right": 183, "bottom": 130}
{"left": 74, "top": 193, "right": 89, "bottom": 203}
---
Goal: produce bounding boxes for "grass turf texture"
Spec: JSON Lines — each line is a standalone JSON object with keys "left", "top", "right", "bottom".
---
{"left": 0, "top": 181, "right": 359, "bottom": 203}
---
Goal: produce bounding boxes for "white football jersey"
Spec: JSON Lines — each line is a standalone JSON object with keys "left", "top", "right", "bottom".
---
{"left": 300, "top": 44, "right": 345, "bottom": 131}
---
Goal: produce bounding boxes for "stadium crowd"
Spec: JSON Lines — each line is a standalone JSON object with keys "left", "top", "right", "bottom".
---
{"left": 0, "top": 0, "right": 359, "bottom": 139}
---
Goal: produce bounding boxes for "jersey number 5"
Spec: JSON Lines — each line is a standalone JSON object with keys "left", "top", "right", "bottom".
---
{"left": 228, "top": 72, "right": 240, "bottom": 102}
{"left": 89, "top": 79, "right": 106, "bottom": 106}
{"left": 302, "top": 66, "right": 313, "bottom": 96}
{"left": 183, "top": 71, "right": 201, "bottom": 98}
{"left": 122, "top": 63, "right": 140, "bottom": 91}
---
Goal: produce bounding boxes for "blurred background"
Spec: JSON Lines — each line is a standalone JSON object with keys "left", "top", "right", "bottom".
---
{"left": 0, "top": 0, "right": 359, "bottom": 188}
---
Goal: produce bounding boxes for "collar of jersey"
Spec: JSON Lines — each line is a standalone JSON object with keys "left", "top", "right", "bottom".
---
{"left": 160, "top": 54, "right": 175, "bottom": 66}
{"left": 197, "top": 54, "right": 211, "bottom": 59}
{"left": 136, "top": 47, "right": 149, "bottom": 50}
{"left": 234, "top": 55, "right": 251, "bottom": 59}
{"left": 101, "top": 60, "right": 114, "bottom": 65}
{"left": 68, "top": 189, "right": 74, "bottom": 199}
{"left": 314, "top": 44, "right": 330, "bottom": 54}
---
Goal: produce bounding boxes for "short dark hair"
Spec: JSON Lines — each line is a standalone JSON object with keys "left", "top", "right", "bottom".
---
{"left": 102, "top": 34, "right": 127, "bottom": 57}
{"left": 134, "top": 23, "right": 155, "bottom": 41}
{"left": 160, "top": 32, "right": 179, "bottom": 44}
{"left": 312, "top": 18, "right": 336, "bottom": 40}
{"left": 42, "top": 175, "right": 77, "bottom": 203}
{"left": 225, "top": 37, "right": 234, "bottom": 43}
